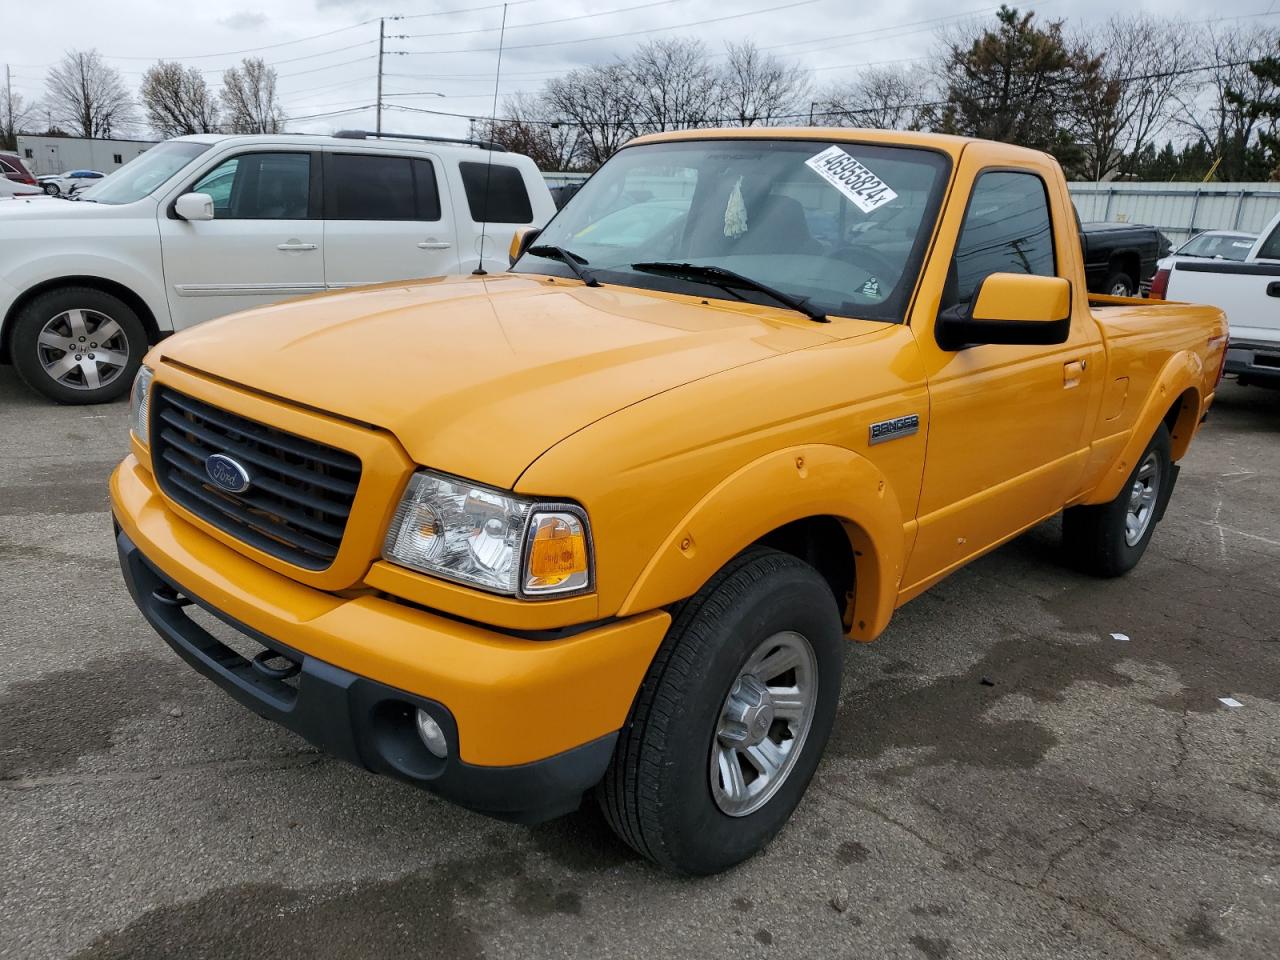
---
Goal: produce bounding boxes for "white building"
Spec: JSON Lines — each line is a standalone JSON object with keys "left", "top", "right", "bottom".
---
{"left": 14, "top": 136, "right": 158, "bottom": 177}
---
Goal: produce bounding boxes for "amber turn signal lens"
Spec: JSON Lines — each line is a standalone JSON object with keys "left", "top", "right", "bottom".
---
{"left": 524, "top": 511, "right": 591, "bottom": 594}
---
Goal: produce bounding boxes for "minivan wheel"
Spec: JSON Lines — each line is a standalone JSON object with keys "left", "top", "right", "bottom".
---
{"left": 1064, "top": 422, "right": 1173, "bottom": 577}
{"left": 599, "top": 547, "right": 844, "bottom": 875}
{"left": 11, "top": 287, "right": 146, "bottom": 404}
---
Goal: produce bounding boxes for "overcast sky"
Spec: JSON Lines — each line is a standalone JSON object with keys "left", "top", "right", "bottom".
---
{"left": 3, "top": 0, "right": 1276, "bottom": 140}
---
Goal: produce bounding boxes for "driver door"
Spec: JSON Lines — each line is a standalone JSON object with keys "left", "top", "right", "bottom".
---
{"left": 902, "top": 146, "right": 1104, "bottom": 596}
{"left": 158, "top": 150, "right": 325, "bottom": 329}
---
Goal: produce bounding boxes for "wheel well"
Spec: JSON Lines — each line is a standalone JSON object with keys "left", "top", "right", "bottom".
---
{"left": 756, "top": 516, "right": 857, "bottom": 631}
{"left": 1108, "top": 251, "right": 1140, "bottom": 282}
{"left": 1163, "top": 387, "right": 1201, "bottom": 460}
{"left": 1, "top": 277, "right": 161, "bottom": 363}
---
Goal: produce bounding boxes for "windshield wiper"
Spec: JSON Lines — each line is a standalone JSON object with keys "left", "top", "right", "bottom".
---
{"left": 526, "top": 244, "right": 600, "bottom": 287}
{"left": 630, "top": 261, "right": 828, "bottom": 323}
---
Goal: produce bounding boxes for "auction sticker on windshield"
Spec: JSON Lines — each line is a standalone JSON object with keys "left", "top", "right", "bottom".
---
{"left": 805, "top": 146, "right": 898, "bottom": 214}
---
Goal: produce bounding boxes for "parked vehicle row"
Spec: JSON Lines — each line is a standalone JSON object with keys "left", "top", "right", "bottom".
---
{"left": 110, "top": 128, "right": 1225, "bottom": 875}
{"left": 1156, "top": 213, "right": 1280, "bottom": 387}
{"left": 1077, "top": 219, "right": 1171, "bottom": 297}
{"left": 0, "top": 131, "right": 554, "bottom": 404}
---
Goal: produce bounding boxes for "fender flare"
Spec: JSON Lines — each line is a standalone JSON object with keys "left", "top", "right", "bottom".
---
{"left": 1085, "top": 350, "right": 1203, "bottom": 505}
{"left": 617, "top": 444, "right": 907, "bottom": 642}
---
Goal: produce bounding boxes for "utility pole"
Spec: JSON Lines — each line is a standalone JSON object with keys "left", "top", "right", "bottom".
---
{"left": 3, "top": 65, "right": 12, "bottom": 150}
{"left": 376, "top": 19, "right": 385, "bottom": 135}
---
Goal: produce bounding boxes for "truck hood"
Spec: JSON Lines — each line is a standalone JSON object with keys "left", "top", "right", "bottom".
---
{"left": 158, "top": 274, "right": 849, "bottom": 488}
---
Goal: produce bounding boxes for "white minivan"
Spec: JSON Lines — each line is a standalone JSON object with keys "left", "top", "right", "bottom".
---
{"left": 0, "top": 131, "right": 555, "bottom": 403}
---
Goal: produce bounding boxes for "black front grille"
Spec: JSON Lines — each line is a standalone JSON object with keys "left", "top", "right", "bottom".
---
{"left": 151, "top": 387, "right": 362, "bottom": 570}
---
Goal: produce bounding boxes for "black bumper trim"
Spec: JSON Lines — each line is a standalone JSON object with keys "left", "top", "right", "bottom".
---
{"left": 115, "top": 526, "right": 616, "bottom": 824}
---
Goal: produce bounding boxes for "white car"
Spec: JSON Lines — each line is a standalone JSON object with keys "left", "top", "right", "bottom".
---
{"left": 39, "top": 169, "right": 106, "bottom": 196}
{"left": 0, "top": 176, "right": 43, "bottom": 199}
{"left": 0, "top": 132, "right": 555, "bottom": 403}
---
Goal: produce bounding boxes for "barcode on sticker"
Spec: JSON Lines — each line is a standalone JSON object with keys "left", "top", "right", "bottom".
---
{"left": 805, "top": 146, "right": 898, "bottom": 214}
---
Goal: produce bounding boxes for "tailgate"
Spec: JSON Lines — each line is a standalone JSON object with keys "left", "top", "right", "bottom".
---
{"left": 1167, "top": 260, "right": 1280, "bottom": 343}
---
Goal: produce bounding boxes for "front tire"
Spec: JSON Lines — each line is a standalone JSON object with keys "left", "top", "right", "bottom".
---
{"left": 42, "top": 182, "right": 59, "bottom": 196}
{"left": 11, "top": 286, "right": 146, "bottom": 404}
{"left": 1064, "top": 423, "right": 1172, "bottom": 577}
{"left": 600, "top": 547, "right": 844, "bottom": 875}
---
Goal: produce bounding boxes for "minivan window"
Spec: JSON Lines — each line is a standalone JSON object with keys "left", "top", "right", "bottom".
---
{"left": 948, "top": 171, "right": 1055, "bottom": 307}
{"left": 459, "top": 161, "right": 533, "bottom": 223}
{"left": 190, "top": 152, "right": 311, "bottom": 220}
{"left": 80, "top": 140, "right": 211, "bottom": 205}
{"left": 326, "top": 154, "right": 441, "bottom": 221}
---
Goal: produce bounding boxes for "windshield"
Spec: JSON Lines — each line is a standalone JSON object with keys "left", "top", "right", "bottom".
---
{"left": 513, "top": 139, "right": 950, "bottom": 322}
{"left": 1176, "top": 232, "right": 1255, "bottom": 261}
{"left": 79, "top": 141, "right": 212, "bottom": 205}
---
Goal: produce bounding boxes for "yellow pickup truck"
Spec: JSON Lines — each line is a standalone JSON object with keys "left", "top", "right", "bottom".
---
{"left": 111, "top": 129, "right": 1226, "bottom": 875}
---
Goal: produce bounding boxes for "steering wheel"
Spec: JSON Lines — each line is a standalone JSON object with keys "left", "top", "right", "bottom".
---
{"left": 832, "top": 244, "right": 900, "bottom": 281}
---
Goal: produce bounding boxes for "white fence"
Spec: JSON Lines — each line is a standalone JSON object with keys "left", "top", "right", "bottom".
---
{"left": 1067, "top": 182, "right": 1280, "bottom": 245}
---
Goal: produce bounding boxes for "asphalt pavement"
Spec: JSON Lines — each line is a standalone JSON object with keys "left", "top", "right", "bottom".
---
{"left": 1, "top": 371, "right": 1277, "bottom": 960}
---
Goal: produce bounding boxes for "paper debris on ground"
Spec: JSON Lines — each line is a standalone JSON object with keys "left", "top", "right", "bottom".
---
{"left": 1110, "top": 632, "right": 1130, "bottom": 642}
{"left": 1219, "top": 697, "right": 1243, "bottom": 708}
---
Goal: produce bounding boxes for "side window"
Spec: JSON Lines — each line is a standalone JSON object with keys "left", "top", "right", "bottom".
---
{"left": 458, "top": 161, "right": 533, "bottom": 223}
{"left": 948, "top": 171, "right": 1056, "bottom": 307}
{"left": 326, "top": 153, "right": 439, "bottom": 221}
{"left": 1255, "top": 222, "right": 1280, "bottom": 261}
{"left": 190, "top": 153, "right": 311, "bottom": 220}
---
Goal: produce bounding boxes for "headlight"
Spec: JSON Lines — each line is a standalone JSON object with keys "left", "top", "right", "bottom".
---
{"left": 383, "top": 470, "right": 593, "bottom": 598}
{"left": 129, "top": 366, "right": 154, "bottom": 445}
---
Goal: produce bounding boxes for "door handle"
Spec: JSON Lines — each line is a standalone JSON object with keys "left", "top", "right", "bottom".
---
{"left": 1064, "top": 359, "right": 1087, "bottom": 386}
{"left": 277, "top": 241, "right": 317, "bottom": 252}
{"left": 417, "top": 240, "right": 452, "bottom": 250}
{"left": 1266, "top": 281, "right": 1280, "bottom": 297}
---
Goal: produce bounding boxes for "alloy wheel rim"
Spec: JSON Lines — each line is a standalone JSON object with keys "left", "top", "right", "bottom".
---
{"left": 709, "top": 630, "right": 818, "bottom": 818}
{"left": 36, "top": 308, "right": 130, "bottom": 391}
{"left": 1124, "top": 451, "right": 1161, "bottom": 546}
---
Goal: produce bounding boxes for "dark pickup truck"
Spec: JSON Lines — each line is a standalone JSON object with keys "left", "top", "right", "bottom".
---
{"left": 1079, "top": 221, "right": 1172, "bottom": 297}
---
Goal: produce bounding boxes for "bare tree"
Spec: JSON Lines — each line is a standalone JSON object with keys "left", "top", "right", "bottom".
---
{"left": 544, "top": 63, "right": 635, "bottom": 168}
{"left": 220, "top": 58, "right": 285, "bottom": 134}
{"left": 1175, "top": 25, "right": 1276, "bottom": 181}
{"left": 140, "top": 61, "right": 219, "bottom": 138}
{"left": 623, "top": 38, "right": 720, "bottom": 133}
{"left": 1073, "top": 15, "right": 1200, "bottom": 180}
{"left": 2, "top": 83, "right": 38, "bottom": 151}
{"left": 815, "top": 65, "right": 931, "bottom": 130}
{"left": 719, "top": 41, "right": 810, "bottom": 126}
{"left": 481, "top": 92, "right": 582, "bottom": 171}
{"left": 44, "top": 50, "right": 136, "bottom": 139}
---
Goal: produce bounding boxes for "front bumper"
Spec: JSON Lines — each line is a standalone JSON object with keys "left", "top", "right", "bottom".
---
{"left": 111, "top": 456, "right": 669, "bottom": 823}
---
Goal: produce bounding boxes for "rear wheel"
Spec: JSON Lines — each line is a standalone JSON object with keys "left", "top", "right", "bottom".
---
{"left": 1105, "top": 270, "right": 1136, "bottom": 297}
{"left": 11, "top": 286, "right": 146, "bottom": 404}
{"left": 599, "top": 547, "right": 844, "bottom": 875}
{"left": 1064, "top": 423, "right": 1172, "bottom": 577}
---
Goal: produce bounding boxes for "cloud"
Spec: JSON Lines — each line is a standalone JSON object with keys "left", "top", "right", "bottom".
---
{"left": 219, "top": 12, "right": 268, "bottom": 31}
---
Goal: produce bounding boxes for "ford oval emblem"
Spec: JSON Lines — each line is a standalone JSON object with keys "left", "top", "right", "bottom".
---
{"left": 205, "top": 453, "right": 252, "bottom": 494}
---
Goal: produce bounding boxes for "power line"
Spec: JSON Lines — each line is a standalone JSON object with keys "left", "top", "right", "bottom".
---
{"left": 400, "top": 0, "right": 690, "bottom": 39}
{"left": 94, "top": 20, "right": 380, "bottom": 61}
{"left": 392, "top": 0, "right": 825, "bottom": 56}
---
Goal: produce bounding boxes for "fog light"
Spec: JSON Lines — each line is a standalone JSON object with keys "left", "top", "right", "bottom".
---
{"left": 415, "top": 709, "right": 448, "bottom": 759}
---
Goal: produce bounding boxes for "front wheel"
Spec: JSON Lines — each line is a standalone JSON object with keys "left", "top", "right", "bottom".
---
{"left": 1064, "top": 423, "right": 1172, "bottom": 577}
{"left": 599, "top": 547, "right": 844, "bottom": 875}
{"left": 42, "top": 182, "right": 59, "bottom": 196}
{"left": 10, "top": 286, "right": 146, "bottom": 404}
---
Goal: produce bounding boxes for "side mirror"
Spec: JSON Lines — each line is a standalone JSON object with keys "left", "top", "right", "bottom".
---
{"left": 174, "top": 192, "right": 215, "bottom": 222}
{"left": 509, "top": 226, "right": 542, "bottom": 266}
{"left": 935, "top": 273, "right": 1071, "bottom": 351}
